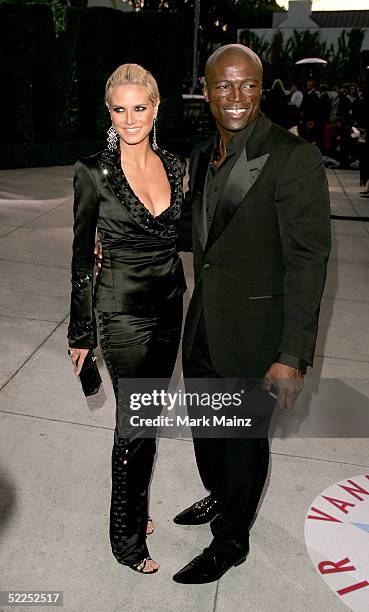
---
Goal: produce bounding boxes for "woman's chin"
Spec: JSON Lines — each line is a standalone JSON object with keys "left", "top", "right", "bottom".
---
{"left": 119, "top": 131, "right": 150, "bottom": 147}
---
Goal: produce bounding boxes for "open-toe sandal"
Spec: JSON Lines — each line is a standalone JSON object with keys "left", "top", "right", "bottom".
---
{"left": 130, "top": 556, "right": 158, "bottom": 574}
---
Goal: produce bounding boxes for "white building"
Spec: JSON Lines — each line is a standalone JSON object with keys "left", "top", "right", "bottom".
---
{"left": 87, "top": 0, "right": 133, "bottom": 11}
{"left": 238, "top": 0, "right": 369, "bottom": 51}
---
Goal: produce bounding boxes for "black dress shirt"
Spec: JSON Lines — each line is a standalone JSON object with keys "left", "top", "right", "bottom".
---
{"left": 204, "top": 117, "right": 258, "bottom": 235}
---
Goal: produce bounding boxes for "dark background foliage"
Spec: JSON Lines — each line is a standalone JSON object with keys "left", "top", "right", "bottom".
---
{"left": 240, "top": 27, "right": 367, "bottom": 88}
{"left": 0, "top": 0, "right": 367, "bottom": 168}
{"left": 0, "top": 3, "right": 192, "bottom": 167}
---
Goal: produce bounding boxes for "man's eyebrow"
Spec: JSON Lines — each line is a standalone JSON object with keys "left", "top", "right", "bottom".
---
{"left": 214, "top": 75, "right": 260, "bottom": 81}
{"left": 213, "top": 78, "right": 260, "bottom": 84}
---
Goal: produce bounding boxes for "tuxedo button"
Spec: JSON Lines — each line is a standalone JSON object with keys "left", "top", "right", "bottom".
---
{"left": 203, "top": 263, "right": 210, "bottom": 270}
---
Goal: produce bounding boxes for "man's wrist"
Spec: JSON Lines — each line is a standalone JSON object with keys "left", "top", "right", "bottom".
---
{"left": 277, "top": 352, "right": 307, "bottom": 375}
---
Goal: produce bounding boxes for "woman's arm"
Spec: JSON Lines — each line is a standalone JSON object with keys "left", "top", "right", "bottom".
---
{"left": 67, "top": 160, "right": 100, "bottom": 352}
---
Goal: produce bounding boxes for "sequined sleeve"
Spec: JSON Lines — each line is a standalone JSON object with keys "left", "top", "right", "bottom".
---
{"left": 67, "top": 160, "right": 99, "bottom": 349}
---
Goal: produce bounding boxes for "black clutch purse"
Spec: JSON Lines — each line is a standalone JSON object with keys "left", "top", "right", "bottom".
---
{"left": 69, "top": 349, "right": 102, "bottom": 396}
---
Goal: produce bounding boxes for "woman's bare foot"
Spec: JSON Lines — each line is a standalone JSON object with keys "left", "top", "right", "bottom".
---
{"left": 146, "top": 516, "right": 155, "bottom": 535}
{"left": 136, "top": 557, "right": 160, "bottom": 573}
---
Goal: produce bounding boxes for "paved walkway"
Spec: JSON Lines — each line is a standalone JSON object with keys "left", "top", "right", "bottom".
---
{"left": 0, "top": 165, "right": 368, "bottom": 611}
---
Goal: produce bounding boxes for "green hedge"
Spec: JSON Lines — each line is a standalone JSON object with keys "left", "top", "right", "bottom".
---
{"left": 0, "top": 3, "right": 56, "bottom": 143}
{"left": 74, "top": 9, "right": 191, "bottom": 142}
{"left": 0, "top": 4, "right": 192, "bottom": 168}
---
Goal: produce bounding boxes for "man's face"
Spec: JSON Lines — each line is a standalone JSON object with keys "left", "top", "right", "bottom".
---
{"left": 307, "top": 80, "right": 314, "bottom": 91}
{"left": 204, "top": 53, "right": 262, "bottom": 133}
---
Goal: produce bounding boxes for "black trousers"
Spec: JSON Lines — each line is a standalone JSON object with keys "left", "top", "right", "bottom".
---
{"left": 98, "top": 296, "right": 182, "bottom": 566}
{"left": 183, "top": 312, "right": 270, "bottom": 558}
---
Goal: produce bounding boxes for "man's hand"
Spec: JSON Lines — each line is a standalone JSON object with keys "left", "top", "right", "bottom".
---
{"left": 68, "top": 347, "right": 89, "bottom": 376}
{"left": 94, "top": 239, "right": 102, "bottom": 275}
{"left": 262, "top": 362, "right": 303, "bottom": 412}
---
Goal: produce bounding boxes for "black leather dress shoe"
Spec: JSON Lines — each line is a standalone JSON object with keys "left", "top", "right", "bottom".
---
{"left": 173, "top": 495, "right": 219, "bottom": 525}
{"left": 173, "top": 547, "right": 248, "bottom": 584}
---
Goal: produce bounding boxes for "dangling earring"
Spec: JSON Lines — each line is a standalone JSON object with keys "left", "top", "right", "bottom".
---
{"left": 107, "top": 125, "right": 118, "bottom": 151}
{"left": 152, "top": 118, "right": 158, "bottom": 150}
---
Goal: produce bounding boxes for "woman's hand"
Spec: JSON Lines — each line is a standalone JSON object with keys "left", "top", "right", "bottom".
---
{"left": 94, "top": 239, "right": 103, "bottom": 275}
{"left": 68, "top": 347, "right": 89, "bottom": 376}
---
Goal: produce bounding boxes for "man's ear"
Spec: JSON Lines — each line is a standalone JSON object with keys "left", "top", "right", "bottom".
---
{"left": 203, "top": 84, "right": 209, "bottom": 102}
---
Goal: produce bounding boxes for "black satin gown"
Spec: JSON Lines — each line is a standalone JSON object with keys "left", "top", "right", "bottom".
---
{"left": 67, "top": 145, "right": 186, "bottom": 566}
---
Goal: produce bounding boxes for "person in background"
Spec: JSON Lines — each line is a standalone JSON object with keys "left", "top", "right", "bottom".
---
{"left": 338, "top": 82, "right": 363, "bottom": 127}
{"left": 262, "top": 78, "right": 289, "bottom": 128}
{"left": 319, "top": 83, "right": 332, "bottom": 127}
{"left": 358, "top": 83, "right": 369, "bottom": 197}
{"left": 337, "top": 82, "right": 350, "bottom": 118}
{"left": 329, "top": 86, "right": 340, "bottom": 125}
{"left": 290, "top": 82, "right": 303, "bottom": 109}
{"left": 330, "top": 116, "right": 354, "bottom": 168}
{"left": 318, "top": 83, "right": 332, "bottom": 154}
{"left": 262, "top": 78, "right": 300, "bottom": 132}
{"left": 301, "top": 79, "right": 320, "bottom": 124}
{"left": 300, "top": 119, "right": 322, "bottom": 149}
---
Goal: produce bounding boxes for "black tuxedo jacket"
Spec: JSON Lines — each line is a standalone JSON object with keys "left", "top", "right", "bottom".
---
{"left": 179, "top": 114, "right": 331, "bottom": 378}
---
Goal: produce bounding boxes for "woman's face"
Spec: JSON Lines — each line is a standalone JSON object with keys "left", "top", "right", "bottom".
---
{"left": 108, "top": 84, "right": 158, "bottom": 147}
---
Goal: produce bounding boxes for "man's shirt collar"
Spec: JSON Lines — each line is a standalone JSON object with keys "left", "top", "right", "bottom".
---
{"left": 212, "top": 113, "right": 261, "bottom": 162}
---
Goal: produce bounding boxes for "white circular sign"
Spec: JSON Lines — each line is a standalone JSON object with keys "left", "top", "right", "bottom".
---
{"left": 305, "top": 474, "right": 369, "bottom": 611}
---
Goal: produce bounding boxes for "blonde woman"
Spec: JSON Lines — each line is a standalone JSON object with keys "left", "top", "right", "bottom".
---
{"left": 67, "top": 64, "right": 186, "bottom": 574}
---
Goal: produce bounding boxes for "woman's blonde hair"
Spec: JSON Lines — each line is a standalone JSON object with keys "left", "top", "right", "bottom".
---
{"left": 105, "top": 63, "right": 160, "bottom": 107}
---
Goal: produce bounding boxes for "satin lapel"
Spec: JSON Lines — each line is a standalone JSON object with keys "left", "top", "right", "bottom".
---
{"left": 245, "top": 113, "right": 273, "bottom": 161}
{"left": 205, "top": 115, "right": 273, "bottom": 251}
{"left": 217, "top": 114, "right": 273, "bottom": 219}
{"left": 192, "top": 145, "right": 212, "bottom": 251}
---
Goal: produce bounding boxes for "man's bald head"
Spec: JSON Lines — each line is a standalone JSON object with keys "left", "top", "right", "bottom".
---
{"left": 203, "top": 43, "right": 263, "bottom": 139}
{"left": 205, "top": 44, "right": 263, "bottom": 84}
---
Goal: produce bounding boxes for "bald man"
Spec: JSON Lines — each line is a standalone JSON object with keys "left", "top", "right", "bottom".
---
{"left": 173, "top": 45, "right": 331, "bottom": 583}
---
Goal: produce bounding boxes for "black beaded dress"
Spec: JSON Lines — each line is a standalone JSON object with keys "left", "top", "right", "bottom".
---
{"left": 68, "top": 146, "right": 186, "bottom": 566}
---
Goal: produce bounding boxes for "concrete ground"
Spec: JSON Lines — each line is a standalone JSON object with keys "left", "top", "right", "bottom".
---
{"left": 0, "top": 163, "right": 368, "bottom": 612}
